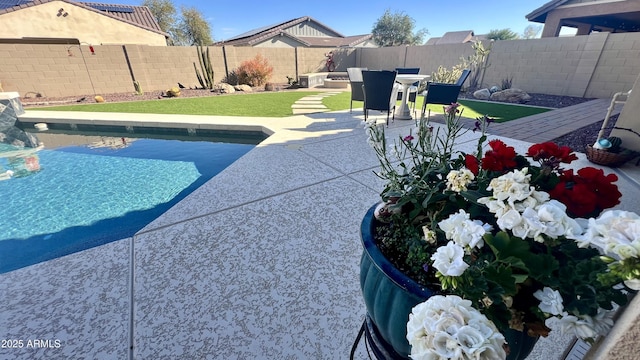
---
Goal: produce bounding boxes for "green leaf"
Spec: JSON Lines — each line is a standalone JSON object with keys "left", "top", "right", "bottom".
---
{"left": 485, "top": 231, "right": 531, "bottom": 260}
{"left": 485, "top": 265, "right": 518, "bottom": 296}
{"left": 526, "top": 253, "right": 559, "bottom": 284}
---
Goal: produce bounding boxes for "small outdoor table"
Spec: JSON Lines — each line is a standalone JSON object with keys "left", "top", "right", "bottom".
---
{"left": 395, "top": 74, "right": 430, "bottom": 120}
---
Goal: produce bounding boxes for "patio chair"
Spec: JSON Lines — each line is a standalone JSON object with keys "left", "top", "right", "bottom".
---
{"left": 362, "top": 70, "right": 400, "bottom": 125}
{"left": 347, "top": 67, "right": 367, "bottom": 113}
{"left": 420, "top": 69, "right": 470, "bottom": 119}
{"left": 395, "top": 68, "right": 421, "bottom": 110}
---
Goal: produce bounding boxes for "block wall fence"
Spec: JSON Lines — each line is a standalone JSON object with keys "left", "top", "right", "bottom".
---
{"left": 1, "top": 32, "right": 640, "bottom": 99}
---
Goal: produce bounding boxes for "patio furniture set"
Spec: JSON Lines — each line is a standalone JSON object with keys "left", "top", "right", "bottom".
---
{"left": 346, "top": 67, "right": 471, "bottom": 125}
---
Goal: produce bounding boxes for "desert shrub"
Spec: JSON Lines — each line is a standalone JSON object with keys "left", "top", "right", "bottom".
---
{"left": 235, "top": 54, "right": 274, "bottom": 87}
{"left": 501, "top": 75, "right": 513, "bottom": 90}
{"left": 430, "top": 65, "right": 466, "bottom": 84}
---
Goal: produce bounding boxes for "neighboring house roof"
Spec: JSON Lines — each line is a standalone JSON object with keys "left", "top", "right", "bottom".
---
{"left": 216, "top": 16, "right": 372, "bottom": 47}
{"left": 426, "top": 30, "right": 481, "bottom": 45}
{"left": 0, "top": 0, "right": 167, "bottom": 37}
{"left": 526, "top": 0, "right": 569, "bottom": 23}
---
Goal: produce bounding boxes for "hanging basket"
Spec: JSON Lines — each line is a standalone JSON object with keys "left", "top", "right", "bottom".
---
{"left": 586, "top": 145, "right": 639, "bottom": 167}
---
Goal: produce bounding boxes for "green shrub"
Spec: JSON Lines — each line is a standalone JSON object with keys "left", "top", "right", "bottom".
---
{"left": 235, "top": 54, "right": 274, "bottom": 87}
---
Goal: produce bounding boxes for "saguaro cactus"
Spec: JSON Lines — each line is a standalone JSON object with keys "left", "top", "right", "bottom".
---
{"left": 194, "top": 46, "right": 214, "bottom": 89}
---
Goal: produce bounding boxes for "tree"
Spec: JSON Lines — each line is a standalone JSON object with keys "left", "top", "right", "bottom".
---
{"left": 178, "top": 6, "right": 213, "bottom": 46}
{"left": 486, "top": 28, "right": 519, "bottom": 41}
{"left": 522, "top": 25, "right": 542, "bottom": 39}
{"left": 143, "top": 0, "right": 212, "bottom": 46}
{"left": 142, "top": 0, "right": 183, "bottom": 45}
{"left": 372, "top": 9, "right": 427, "bottom": 47}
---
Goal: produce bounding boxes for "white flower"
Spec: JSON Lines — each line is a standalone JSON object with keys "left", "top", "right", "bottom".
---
{"left": 431, "top": 242, "right": 469, "bottom": 276}
{"left": 407, "top": 295, "right": 506, "bottom": 360}
{"left": 496, "top": 208, "right": 522, "bottom": 231}
{"left": 558, "top": 315, "right": 598, "bottom": 340}
{"left": 592, "top": 308, "right": 615, "bottom": 336}
{"left": 446, "top": 168, "right": 475, "bottom": 193}
{"left": 438, "top": 210, "right": 489, "bottom": 251}
{"left": 624, "top": 278, "right": 640, "bottom": 291}
{"left": 577, "top": 210, "right": 640, "bottom": 259}
{"left": 533, "top": 287, "right": 564, "bottom": 315}
{"left": 422, "top": 225, "right": 437, "bottom": 244}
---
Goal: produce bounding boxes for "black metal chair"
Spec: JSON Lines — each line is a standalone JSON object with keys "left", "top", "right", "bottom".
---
{"left": 362, "top": 70, "right": 399, "bottom": 125}
{"left": 420, "top": 69, "right": 471, "bottom": 119}
{"left": 347, "top": 67, "right": 367, "bottom": 113}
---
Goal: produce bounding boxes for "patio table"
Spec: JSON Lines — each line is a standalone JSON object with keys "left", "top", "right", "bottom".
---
{"left": 395, "top": 74, "right": 429, "bottom": 120}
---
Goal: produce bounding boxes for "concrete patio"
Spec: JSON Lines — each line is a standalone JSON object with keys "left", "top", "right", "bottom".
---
{"left": 1, "top": 101, "right": 639, "bottom": 359}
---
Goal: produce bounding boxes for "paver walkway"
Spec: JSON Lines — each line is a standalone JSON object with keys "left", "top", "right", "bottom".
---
{"left": 487, "top": 98, "right": 619, "bottom": 143}
{"left": 291, "top": 91, "right": 342, "bottom": 114}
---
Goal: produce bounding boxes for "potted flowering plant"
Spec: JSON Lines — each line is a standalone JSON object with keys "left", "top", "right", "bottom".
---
{"left": 361, "top": 103, "right": 640, "bottom": 360}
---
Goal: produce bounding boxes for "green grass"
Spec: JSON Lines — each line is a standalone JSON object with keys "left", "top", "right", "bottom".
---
{"left": 33, "top": 90, "right": 550, "bottom": 122}
{"left": 322, "top": 91, "right": 550, "bottom": 122}
{"left": 34, "top": 91, "right": 320, "bottom": 117}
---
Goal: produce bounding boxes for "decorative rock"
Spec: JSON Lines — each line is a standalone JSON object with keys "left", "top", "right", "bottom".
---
{"left": 94, "top": 95, "right": 105, "bottom": 102}
{"left": 473, "top": 88, "right": 491, "bottom": 100}
{"left": 489, "top": 86, "right": 500, "bottom": 93}
{"left": 234, "top": 84, "right": 252, "bottom": 92}
{"left": 165, "top": 88, "right": 181, "bottom": 97}
{"left": 212, "top": 83, "right": 235, "bottom": 94}
{"left": 0, "top": 92, "right": 39, "bottom": 147}
{"left": 490, "top": 88, "right": 531, "bottom": 103}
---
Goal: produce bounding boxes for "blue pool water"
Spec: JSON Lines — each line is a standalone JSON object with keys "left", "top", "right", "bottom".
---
{"left": 0, "top": 130, "right": 260, "bottom": 273}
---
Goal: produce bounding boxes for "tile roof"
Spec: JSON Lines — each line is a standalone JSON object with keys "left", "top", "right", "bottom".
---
{"left": 426, "top": 30, "right": 478, "bottom": 45}
{"left": 217, "top": 16, "right": 371, "bottom": 47}
{"left": 0, "top": 0, "right": 166, "bottom": 36}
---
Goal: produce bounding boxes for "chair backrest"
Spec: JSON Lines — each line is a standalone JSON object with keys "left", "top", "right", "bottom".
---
{"left": 362, "top": 70, "right": 397, "bottom": 112}
{"left": 347, "top": 67, "right": 367, "bottom": 82}
{"left": 424, "top": 83, "right": 463, "bottom": 105}
{"left": 395, "top": 67, "right": 420, "bottom": 75}
{"left": 455, "top": 69, "right": 471, "bottom": 86}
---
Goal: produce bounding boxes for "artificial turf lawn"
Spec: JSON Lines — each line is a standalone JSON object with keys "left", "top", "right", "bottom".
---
{"left": 35, "top": 90, "right": 550, "bottom": 122}
{"left": 324, "top": 92, "right": 551, "bottom": 123}
{"left": 35, "top": 91, "right": 321, "bottom": 117}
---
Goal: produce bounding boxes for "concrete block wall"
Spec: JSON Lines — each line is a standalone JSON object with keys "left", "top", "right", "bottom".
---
{"left": 0, "top": 43, "right": 132, "bottom": 98}
{"left": 3, "top": 32, "right": 640, "bottom": 99}
{"left": 479, "top": 36, "right": 588, "bottom": 96}
{"left": 123, "top": 45, "right": 205, "bottom": 93}
{"left": 586, "top": 32, "right": 640, "bottom": 98}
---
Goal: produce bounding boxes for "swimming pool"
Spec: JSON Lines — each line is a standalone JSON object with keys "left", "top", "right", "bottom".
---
{"left": 0, "top": 127, "right": 264, "bottom": 273}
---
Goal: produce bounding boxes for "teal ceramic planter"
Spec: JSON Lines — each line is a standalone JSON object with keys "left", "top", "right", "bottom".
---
{"left": 359, "top": 204, "right": 538, "bottom": 359}
{"left": 360, "top": 204, "right": 435, "bottom": 358}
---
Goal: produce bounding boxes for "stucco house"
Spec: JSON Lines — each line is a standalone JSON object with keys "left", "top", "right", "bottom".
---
{"left": 0, "top": 0, "right": 167, "bottom": 45}
{"left": 216, "top": 16, "right": 376, "bottom": 48}
{"left": 527, "top": 0, "right": 640, "bottom": 37}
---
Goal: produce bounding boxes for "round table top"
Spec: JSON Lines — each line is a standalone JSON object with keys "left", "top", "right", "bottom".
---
{"left": 395, "top": 74, "right": 430, "bottom": 84}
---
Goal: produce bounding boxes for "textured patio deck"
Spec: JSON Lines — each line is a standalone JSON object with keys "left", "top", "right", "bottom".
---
{"left": 1, "top": 99, "right": 638, "bottom": 359}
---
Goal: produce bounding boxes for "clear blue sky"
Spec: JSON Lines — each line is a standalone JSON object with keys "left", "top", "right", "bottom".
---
{"left": 115, "top": 0, "right": 554, "bottom": 41}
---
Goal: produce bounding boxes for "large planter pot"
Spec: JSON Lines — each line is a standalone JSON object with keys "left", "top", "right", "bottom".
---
{"left": 359, "top": 204, "right": 538, "bottom": 359}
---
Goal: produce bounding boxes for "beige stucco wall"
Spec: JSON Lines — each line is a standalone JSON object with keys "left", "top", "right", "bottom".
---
{"left": 0, "top": 1, "right": 166, "bottom": 46}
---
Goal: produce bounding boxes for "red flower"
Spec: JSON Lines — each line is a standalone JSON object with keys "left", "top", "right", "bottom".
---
{"left": 481, "top": 140, "right": 517, "bottom": 172}
{"left": 403, "top": 135, "right": 414, "bottom": 142}
{"left": 527, "top": 142, "right": 577, "bottom": 164}
{"left": 548, "top": 167, "right": 621, "bottom": 217}
{"left": 465, "top": 154, "right": 479, "bottom": 175}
